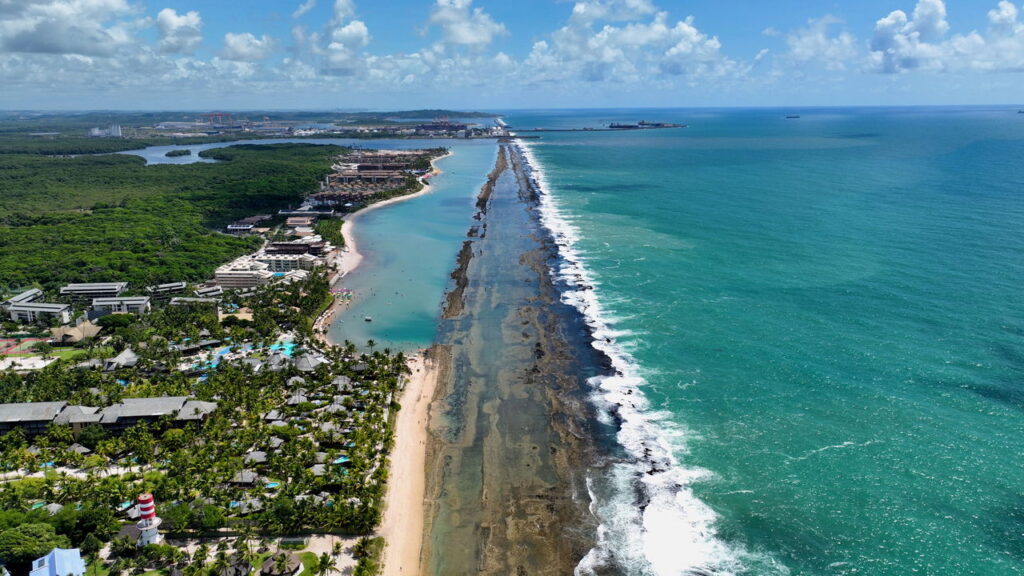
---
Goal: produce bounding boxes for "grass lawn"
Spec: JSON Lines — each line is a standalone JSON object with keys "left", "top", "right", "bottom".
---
{"left": 5, "top": 348, "right": 88, "bottom": 361}
{"left": 297, "top": 551, "right": 318, "bottom": 575}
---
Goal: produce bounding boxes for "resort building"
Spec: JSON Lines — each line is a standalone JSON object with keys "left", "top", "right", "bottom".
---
{"left": 0, "top": 402, "right": 68, "bottom": 437}
{"left": 103, "top": 348, "right": 140, "bottom": 372}
{"left": 92, "top": 296, "right": 151, "bottom": 315}
{"left": 193, "top": 285, "right": 224, "bottom": 298}
{"left": 226, "top": 223, "right": 255, "bottom": 234}
{"left": 59, "top": 282, "right": 128, "bottom": 300}
{"left": 285, "top": 216, "right": 316, "bottom": 227}
{"left": 278, "top": 208, "right": 335, "bottom": 217}
{"left": 169, "top": 297, "right": 219, "bottom": 307}
{"left": 265, "top": 240, "right": 331, "bottom": 256}
{"left": 145, "top": 282, "right": 187, "bottom": 301}
{"left": 29, "top": 548, "right": 86, "bottom": 576}
{"left": 0, "top": 397, "right": 218, "bottom": 437}
{"left": 255, "top": 253, "right": 319, "bottom": 272}
{"left": 214, "top": 257, "right": 275, "bottom": 289}
{"left": 50, "top": 321, "right": 102, "bottom": 344}
{"left": 330, "top": 170, "right": 407, "bottom": 186}
{"left": 7, "top": 302, "right": 71, "bottom": 324}
{"left": 4, "top": 288, "right": 43, "bottom": 306}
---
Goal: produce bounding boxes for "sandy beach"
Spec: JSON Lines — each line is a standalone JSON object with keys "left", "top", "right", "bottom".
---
{"left": 336, "top": 150, "right": 453, "bottom": 278}
{"left": 318, "top": 149, "right": 452, "bottom": 575}
{"left": 379, "top": 353, "right": 440, "bottom": 576}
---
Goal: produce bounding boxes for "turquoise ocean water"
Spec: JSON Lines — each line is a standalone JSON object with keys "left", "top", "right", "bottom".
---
{"left": 508, "top": 108, "right": 1024, "bottom": 575}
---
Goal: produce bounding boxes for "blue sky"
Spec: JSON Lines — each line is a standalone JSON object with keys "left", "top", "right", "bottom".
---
{"left": 1, "top": 0, "right": 1023, "bottom": 110}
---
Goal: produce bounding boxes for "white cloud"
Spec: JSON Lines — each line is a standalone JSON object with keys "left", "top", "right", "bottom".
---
{"left": 429, "top": 0, "right": 507, "bottom": 48}
{"left": 155, "top": 8, "right": 201, "bottom": 54}
{"left": 0, "top": 0, "right": 138, "bottom": 56}
{"left": 222, "top": 32, "right": 276, "bottom": 61}
{"left": 869, "top": 0, "right": 1024, "bottom": 73}
{"left": 526, "top": 7, "right": 738, "bottom": 84}
{"left": 786, "top": 16, "right": 858, "bottom": 70}
{"left": 293, "top": 0, "right": 317, "bottom": 19}
{"left": 323, "top": 19, "right": 370, "bottom": 74}
{"left": 988, "top": 1, "right": 1022, "bottom": 35}
{"left": 569, "top": 0, "right": 657, "bottom": 26}
{"left": 910, "top": 0, "right": 950, "bottom": 41}
{"left": 331, "top": 0, "right": 356, "bottom": 25}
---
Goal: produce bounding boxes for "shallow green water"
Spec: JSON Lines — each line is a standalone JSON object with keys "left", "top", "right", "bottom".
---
{"left": 327, "top": 140, "right": 496, "bottom": 351}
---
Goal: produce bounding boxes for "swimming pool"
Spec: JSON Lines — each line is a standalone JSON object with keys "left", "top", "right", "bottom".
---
{"left": 269, "top": 341, "right": 297, "bottom": 357}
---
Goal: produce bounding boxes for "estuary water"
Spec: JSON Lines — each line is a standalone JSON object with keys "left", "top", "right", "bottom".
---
{"left": 508, "top": 108, "right": 1024, "bottom": 575}
{"left": 123, "top": 137, "right": 499, "bottom": 351}
{"left": 327, "top": 140, "right": 497, "bottom": 350}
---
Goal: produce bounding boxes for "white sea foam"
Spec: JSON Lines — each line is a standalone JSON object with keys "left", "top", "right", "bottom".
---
{"left": 512, "top": 138, "right": 782, "bottom": 576}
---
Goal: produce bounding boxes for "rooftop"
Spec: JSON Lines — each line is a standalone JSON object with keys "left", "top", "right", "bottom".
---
{"left": 8, "top": 302, "right": 70, "bottom": 312}
{"left": 0, "top": 401, "right": 67, "bottom": 423}
{"left": 92, "top": 296, "right": 151, "bottom": 305}
{"left": 99, "top": 396, "right": 189, "bottom": 423}
{"left": 60, "top": 282, "right": 128, "bottom": 293}
{"left": 147, "top": 281, "right": 187, "bottom": 292}
{"left": 6, "top": 288, "right": 43, "bottom": 304}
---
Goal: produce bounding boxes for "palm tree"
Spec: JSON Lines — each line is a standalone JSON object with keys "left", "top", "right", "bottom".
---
{"left": 211, "top": 550, "right": 229, "bottom": 576}
{"left": 366, "top": 339, "right": 375, "bottom": 355}
{"left": 273, "top": 552, "right": 290, "bottom": 575}
{"left": 315, "top": 552, "right": 337, "bottom": 576}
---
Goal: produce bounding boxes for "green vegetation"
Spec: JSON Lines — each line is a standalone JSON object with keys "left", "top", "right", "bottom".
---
{"left": 0, "top": 143, "right": 345, "bottom": 290}
{"left": 0, "top": 522, "right": 72, "bottom": 574}
{"left": 313, "top": 219, "right": 345, "bottom": 249}
{"left": 165, "top": 149, "right": 191, "bottom": 157}
{"left": 352, "top": 537, "right": 385, "bottom": 576}
{"left": 0, "top": 274, "right": 408, "bottom": 575}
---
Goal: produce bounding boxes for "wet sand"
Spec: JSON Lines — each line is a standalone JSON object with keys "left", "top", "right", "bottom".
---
{"left": 379, "top": 353, "right": 442, "bottom": 576}
{"left": 421, "top": 144, "right": 605, "bottom": 574}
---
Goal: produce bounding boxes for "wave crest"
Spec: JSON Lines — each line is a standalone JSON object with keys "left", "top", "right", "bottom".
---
{"left": 512, "top": 138, "right": 785, "bottom": 576}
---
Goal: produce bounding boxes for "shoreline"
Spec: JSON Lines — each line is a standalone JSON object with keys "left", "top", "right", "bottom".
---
{"left": 336, "top": 150, "right": 454, "bottom": 279}
{"left": 378, "top": 351, "right": 441, "bottom": 576}
{"left": 314, "top": 149, "right": 452, "bottom": 575}
{"left": 315, "top": 149, "right": 454, "bottom": 347}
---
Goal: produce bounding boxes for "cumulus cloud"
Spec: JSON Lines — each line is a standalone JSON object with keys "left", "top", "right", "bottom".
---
{"left": 569, "top": 0, "right": 657, "bottom": 25}
{"left": 785, "top": 16, "right": 858, "bottom": 70}
{"left": 429, "top": 0, "right": 507, "bottom": 48}
{"left": 323, "top": 19, "right": 370, "bottom": 74}
{"left": 293, "top": 0, "right": 317, "bottom": 19}
{"left": 869, "top": 0, "right": 950, "bottom": 72}
{"left": 222, "top": 32, "right": 276, "bottom": 61}
{"left": 869, "top": 0, "right": 1024, "bottom": 73}
{"left": 330, "top": 0, "right": 356, "bottom": 25}
{"left": 526, "top": 5, "right": 738, "bottom": 84}
{"left": 156, "top": 8, "right": 201, "bottom": 54}
{"left": 0, "top": 0, "right": 138, "bottom": 56}
{"left": 988, "top": 1, "right": 1022, "bottom": 35}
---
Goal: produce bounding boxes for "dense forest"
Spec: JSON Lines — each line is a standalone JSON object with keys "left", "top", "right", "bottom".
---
{"left": 0, "top": 143, "right": 344, "bottom": 290}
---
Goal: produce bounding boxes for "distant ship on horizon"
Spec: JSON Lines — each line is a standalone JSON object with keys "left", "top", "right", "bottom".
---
{"left": 786, "top": 114, "right": 801, "bottom": 119}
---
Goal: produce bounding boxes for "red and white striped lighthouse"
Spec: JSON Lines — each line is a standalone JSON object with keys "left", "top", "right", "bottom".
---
{"left": 136, "top": 493, "right": 163, "bottom": 546}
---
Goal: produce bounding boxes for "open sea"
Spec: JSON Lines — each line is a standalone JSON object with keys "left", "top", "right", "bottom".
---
{"left": 125, "top": 109, "right": 1024, "bottom": 574}
{"left": 507, "top": 108, "right": 1024, "bottom": 575}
